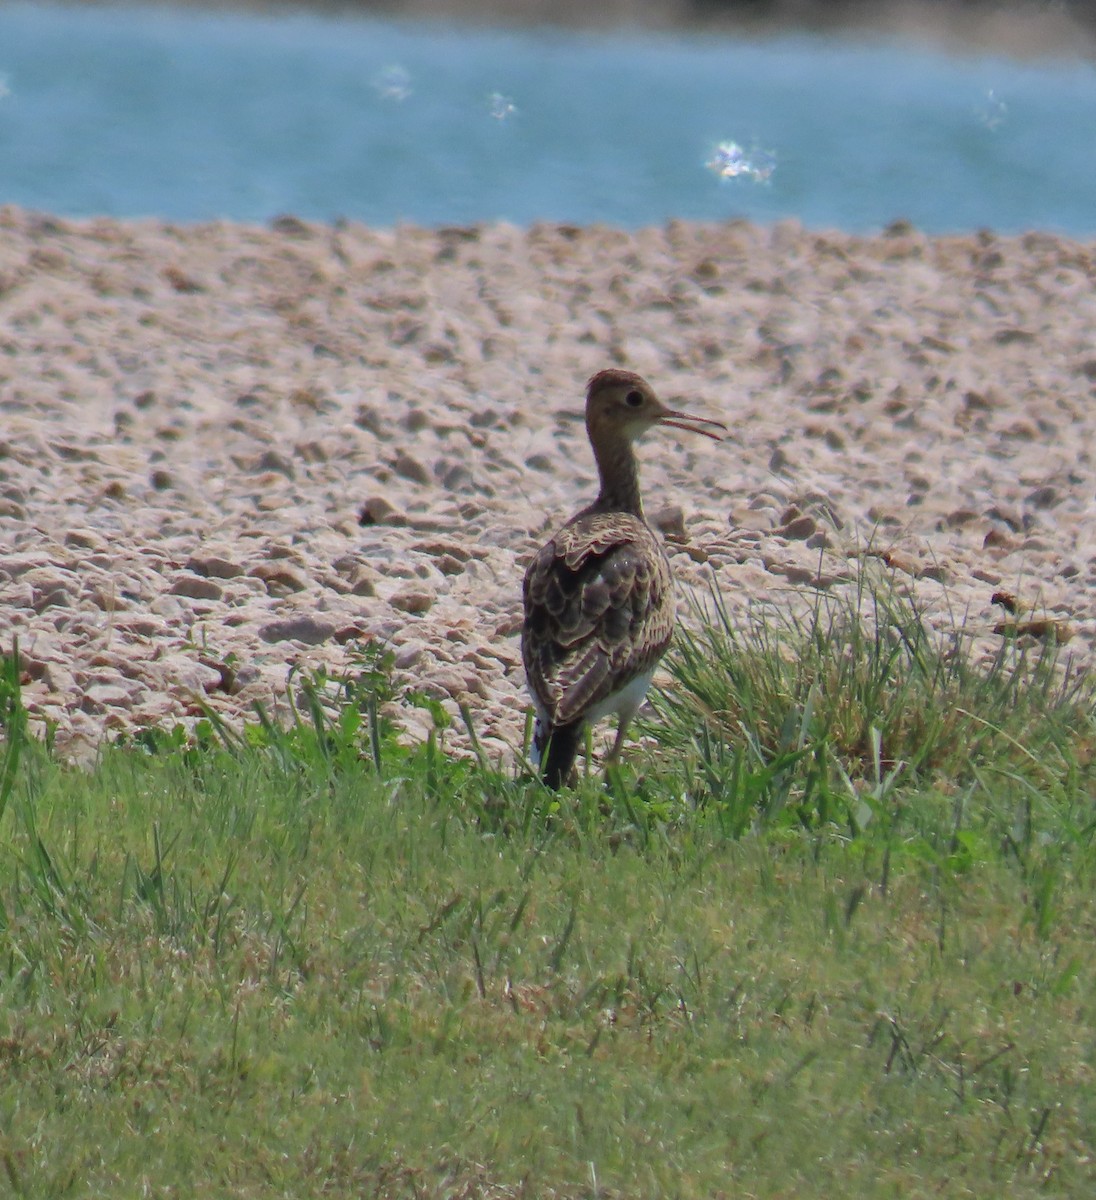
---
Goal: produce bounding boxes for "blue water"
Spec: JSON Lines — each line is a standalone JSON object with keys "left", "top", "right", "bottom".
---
{"left": 1, "top": 2, "right": 1094, "bottom": 233}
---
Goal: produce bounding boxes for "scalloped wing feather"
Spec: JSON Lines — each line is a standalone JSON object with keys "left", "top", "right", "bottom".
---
{"left": 522, "top": 512, "right": 674, "bottom": 728}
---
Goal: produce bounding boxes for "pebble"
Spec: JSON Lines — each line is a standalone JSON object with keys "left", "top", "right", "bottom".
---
{"left": 81, "top": 682, "right": 139, "bottom": 712}
{"left": 169, "top": 574, "right": 225, "bottom": 601}
{"left": 393, "top": 641, "right": 427, "bottom": 669}
{"left": 249, "top": 563, "right": 311, "bottom": 594}
{"left": 358, "top": 496, "right": 404, "bottom": 526}
{"left": 394, "top": 452, "right": 432, "bottom": 485}
{"left": 390, "top": 587, "right": 436, "bottom": 614}
{"left": 650, "top": 504, "right": 687, "bottom": 539}
{"left": 777, "top": 514, "right": 817, "bottom": 540}
{"left": 186, "top": 553, "right": 245, "bottom": 579}
{"left": 258, "top": 615, "right": 338, "bottom": 645}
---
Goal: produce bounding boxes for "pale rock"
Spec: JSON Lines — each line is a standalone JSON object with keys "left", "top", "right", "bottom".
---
{"left": 777, "top": 514, "right": 817, "bottom": 540}
{"left": 358, "top": 496, "right": 404, "bottom": 526}
{"left": 249, "top": 563, "right": 311, "bottom": 594}
{"left": 187, "top": 553, "right": 245, "bottom": 579}
{"left": 64, "top": 529, "right": 109, "bottom": 552}
{"left": 30, "top": 576, "right": 74, "bottom": 612}
{"left": 169, "top": 574, "right": 225, "bottom": 601}
{"left": 81, "top": 681, "right": 138, "bottom": 712}
{"left": 394, "top": 452, "right": 431, "bottom": 485}
{"left": 86, "top": 583, "right": 128, "bottom": 611}
{"left": 650, "top": 504, "right": 687, "bottom": 539}
{"left": 162, "top": 657, "right": 227, "bottom": 694}
{"left": 258, "top": 615, "right": 338, "bottom": 645}
{"left": 393, "top": 641, "right": 426, "bottom": 669}
{"left": 390, "top": 587, "right": 435, "bottom": 614}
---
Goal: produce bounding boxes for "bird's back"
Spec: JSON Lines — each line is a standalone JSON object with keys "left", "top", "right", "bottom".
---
{"left": 522, "top": 510, "right": 674, "bottom": 730}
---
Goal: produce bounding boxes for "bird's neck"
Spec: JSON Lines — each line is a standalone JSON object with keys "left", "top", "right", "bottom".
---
{"left": 589, "top": 429, "right": 643, "bottom": 518}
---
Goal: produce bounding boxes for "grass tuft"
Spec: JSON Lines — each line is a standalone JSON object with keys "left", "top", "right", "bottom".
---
{"left": 645, "top": 568, "right": 1096, "bottom": 852}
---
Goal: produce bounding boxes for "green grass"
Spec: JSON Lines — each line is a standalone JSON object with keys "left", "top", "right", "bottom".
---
{"left": 2, "top": 573, "right": 1096, "bottom": 1198}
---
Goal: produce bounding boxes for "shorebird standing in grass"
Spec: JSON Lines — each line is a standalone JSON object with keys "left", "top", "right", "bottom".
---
{"left": 522, "top": 369, "right": 726, "bottom": 789}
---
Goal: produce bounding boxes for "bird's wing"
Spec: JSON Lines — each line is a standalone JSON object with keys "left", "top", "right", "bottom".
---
{"left": 522, "top": 513, "right": 673, "bottom": 727}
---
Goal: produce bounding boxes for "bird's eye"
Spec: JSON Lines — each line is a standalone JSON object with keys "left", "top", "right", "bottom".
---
{"left": 624, "top": 390, "right": 644, "bottom": 407}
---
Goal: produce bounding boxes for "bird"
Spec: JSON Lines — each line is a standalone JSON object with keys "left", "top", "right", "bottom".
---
{"left": 521, "top": 368, "right": 726, "bottom": 789}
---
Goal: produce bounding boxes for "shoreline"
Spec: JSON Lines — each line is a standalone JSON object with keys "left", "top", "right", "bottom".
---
{"left": 2, "top": 208, "right": 1094, "bottom": 764}
{"left": 61, "top": 0, "right": 1096, "bottom": 60}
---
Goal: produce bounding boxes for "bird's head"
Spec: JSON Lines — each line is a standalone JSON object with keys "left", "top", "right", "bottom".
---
{"left": 585, "top": 369, "right": 726, "bottom": 444}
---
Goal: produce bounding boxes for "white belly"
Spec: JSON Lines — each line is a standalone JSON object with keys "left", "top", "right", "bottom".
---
{"left": 525, "top": 667, "right": 653, "bottom": 768}
{"left": 529, "top": 667, "right": 655, "bottom": 766}
{"left": 583, "top": 667, "right": 656, "bottom": 725}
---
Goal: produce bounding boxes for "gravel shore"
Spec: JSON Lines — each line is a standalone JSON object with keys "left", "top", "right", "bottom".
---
{"left": 2, "top": 207, "right": 1094, "bottom": 764}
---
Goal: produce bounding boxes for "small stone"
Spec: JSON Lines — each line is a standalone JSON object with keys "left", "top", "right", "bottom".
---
{"left": 762, "top": 557, "right": 818, "bottom": 586}
{"left": 358, "top": 496, "right": 404, "bottom": 526}
{"left": 442, "top": 464, "right": 474, "bottom": 492}
{"left": 768, "top": 446, "right": 791, "bottom": 473}
{"left": 163, "top": 265, "right": 203, "bottom": 293}
{"left": 394, "top": 452, "right": 431, "bottom": 485}
{"left": 186, "top": 554, "right": 245, "bottom": 579}
{"left": 393, "top": 642, "right": 426, "bottom": 669}
{"left": 422, "top": 343, "right": 456, "bottom": 365}
{"left": 150, "top": 469, "right": 175, "bottom": 490}
{"left": 874, "top": 549, "right": 921, "bottom": 577}
{"left": 197, "top": 657, "right": 238, "bottom": 694}
{"left": 149, "top": 594, "right": 187, "bottom": 618}
{"left": 729, "top": 505, "right": 777, "bottom": 532}
{"left": 249, "top": 563, "right": 310, "bottom": 594}
{"left": 422, "top": 668, "right": 468, "bottom": 700}
{"left": 435, "top": 554, "right": 466, "bottom": 576}
{"left": 391, "top": 587, "right": 435, "bottom": 614}
{"left": 983, "top": 528, "right": 1018, "bottom": 550}
{"left": 81, "top": 682, "right": 135, "bottom": 712}
{"left": 1025, "top": 485, "right": 1059, "bottom": 509}
{"left": 271, "top": 213, "right": 311, "bottom": 236}
{"left": 31, "top": 582, "right": 72, "bottom": 612}
{"left": 295, "top": 440, "right": 329, "bottom": 463}
{"left": 993, "top": 328, "right": 1035, "bottom": 345}
{"left": 650, "top": 504, "right": 687, "bottom": 539}
{"left": 87, "top": 585, "right": 127, "bottom": 611}
{"left": 258, "top": 616, "right": 337, "bottom": 645}
{"left": 149, "top": 655, "right": 222, "bottom": 695}
{"left": 777, "top": 514, "right": 817, "bottom": 540}
{"left": 169, "top": 574, "right": 225, "bottom": 601}
{"left": 42, "top": 661, "right": 77, "bottom": 696}
{"left": 64, "top": 529, "right": 109, "bottom": 552}
{"left": 254, "top": 449, "right": 296, "bottom": 478}
{"left": 411, "top": 539, "right": 471, "bottom": 563}
{"left": 347, "top": 566, "right": 377, "bottom": 597}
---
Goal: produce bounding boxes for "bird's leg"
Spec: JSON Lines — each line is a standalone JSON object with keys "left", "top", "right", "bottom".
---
{"left": 605, "top": 716, "right": 631, "bottom": 764}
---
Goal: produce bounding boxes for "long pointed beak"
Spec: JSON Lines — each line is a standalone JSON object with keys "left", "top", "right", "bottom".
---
{"left": 658, "top": 408, "right": 727, "bottom": 442}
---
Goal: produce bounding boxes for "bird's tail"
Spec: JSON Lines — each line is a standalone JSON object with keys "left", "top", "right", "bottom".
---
{"left": 534, "top": 718, "right": 584, "bottom": 790}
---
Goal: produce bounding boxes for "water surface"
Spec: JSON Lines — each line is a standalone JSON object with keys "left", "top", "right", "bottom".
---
{"left": 0, "top": 3, "right": 1093, "bottom": 232}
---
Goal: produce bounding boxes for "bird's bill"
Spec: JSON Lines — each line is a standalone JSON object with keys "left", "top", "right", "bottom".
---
{"left": 658, "top": 409, "right": 727, "bottom": 441}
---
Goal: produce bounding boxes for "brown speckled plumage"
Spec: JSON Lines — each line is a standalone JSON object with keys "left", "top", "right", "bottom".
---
{"left": 522, "top": 369, "right": 726, "bottom": 789}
